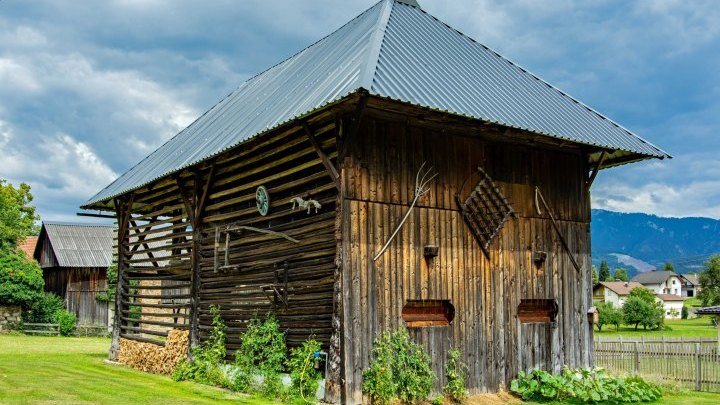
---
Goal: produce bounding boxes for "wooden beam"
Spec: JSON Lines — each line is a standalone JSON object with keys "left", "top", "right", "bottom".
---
{"left": 109, "top": 193, "right": 133, "bottom": 361}
{"left": 196, "top": 164, "right": 216, "bottom": 219}
{"left": 339, "top": 93, "right": 368, "bottom": 160}
{"left": 174, "top": 175, "right": 196, "bottom": 225}
{"left": 585, "top": 151, "right": 608, "bottom": 189}
{"left": 304, "top": 123, "right": 341, "bottom": 191}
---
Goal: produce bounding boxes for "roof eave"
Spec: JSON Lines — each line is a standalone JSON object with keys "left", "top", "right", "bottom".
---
{"left": 80, "top": 90, "right": 368, "bottom": 212}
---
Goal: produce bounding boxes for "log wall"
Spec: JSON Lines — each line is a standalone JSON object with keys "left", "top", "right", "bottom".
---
{"left": 112, "top": 117, "right": 340, "bottom": 353}
{"left": 339, "top": 115, "right": 594, "bottom": 403}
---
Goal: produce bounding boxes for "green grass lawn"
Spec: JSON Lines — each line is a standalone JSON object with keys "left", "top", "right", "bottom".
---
{"left": 2, "top": 332, "right": 719, "bottom": 404}
{"left": 0, "top": 333, "right": 273, "bottom": 405}
{"left": 595, "top": 317, "right": 719, "bottom": 339}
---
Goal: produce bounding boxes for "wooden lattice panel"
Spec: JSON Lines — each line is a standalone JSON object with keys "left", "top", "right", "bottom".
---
{"left": 456, "top": 167, "right": 515, "bottom": 258}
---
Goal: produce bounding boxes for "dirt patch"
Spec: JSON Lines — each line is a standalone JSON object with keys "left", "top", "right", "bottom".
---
{"left": 466, "top": 391, "right": 521, "bottom": 404}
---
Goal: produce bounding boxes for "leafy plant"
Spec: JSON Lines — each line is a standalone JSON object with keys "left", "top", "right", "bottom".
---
{"left": 362, "top": 332, "right": 396, "bottom": 404}
{"left": 232, "top": 314, "right": 287, "bottom": 396}
{"left": 0, "top": 180, "right": 39, "bottom": 253}
{"left": 0, "top": 250, "right": 44, "bottom": 307}
{"left": 287, "top": 338, "right": 322, "bottom": 404}
{"left": 55, "top": 309, "right": 77, "bottom": 336}
{"left": 596, "top": 302, "right": 622, "bottom": 332}
{"left": 96, "top": 262, "right": 117, "bottom": 303}
{"left": 510, "top": 367, "right": 662, "bottom": 403}
{"left": 173, "top": 305, "right": 228, "bottom": 387}
{"left": 698, "top": 255, "right": 720, "bottom": 306}
{"left": 363, "top": 328, "right": 435, "bottom": 404}
{"left": 23, "top": 292, "right": 64, "bottom": 323}
{"left": 443, "top": 348, "right": 468, "bottom": 403}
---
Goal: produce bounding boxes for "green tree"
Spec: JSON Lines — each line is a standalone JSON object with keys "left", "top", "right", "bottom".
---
{"left": 613, "top": 268, "right": 628, "bottom": 282}
{"left": 0, "top": 250, "right": 44, "bottom": 307}
{"left": 596, "top": 302, "right": 622, "bottom": 332}
{"left": 592, "top": 265, "right": 599, "bottom": 285}
{"left": 664, "top": 262, "right": 675, "bottom": 272}
{"left": 598, "top": 260, "right": 611, "bottom": 282}
{"left": 0, "top": 180, "right": 39, "bottom": 252}
{"left": 624, "top": 287, "right": 664, "bottom": 330}
{"left": 629, "top": 286, "right": 656, "bottom": 304}
{"left": 622, "top": 296, "right": 652, "bottom": 331}
{"left": 698, "top": 255, "right": 720, "bottom": 306}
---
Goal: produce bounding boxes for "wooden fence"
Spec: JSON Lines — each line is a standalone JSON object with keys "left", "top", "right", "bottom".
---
{"left": 594, "top": 339, "right": 720, "bottom": 392}
{"left": 22, "top": 323, "right": 109, "bottom": 337}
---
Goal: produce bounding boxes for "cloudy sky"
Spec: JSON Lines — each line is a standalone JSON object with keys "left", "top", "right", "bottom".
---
{"left": 1, "top": 0, "right": 719, "bottom": 222}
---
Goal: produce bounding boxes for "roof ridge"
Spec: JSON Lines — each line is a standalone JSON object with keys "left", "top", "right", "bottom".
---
{"left": 360, "top": 0, "right": 394, "bottom": 90}
{"left": 43, "top": 221, "right": 115, "bottom": 227}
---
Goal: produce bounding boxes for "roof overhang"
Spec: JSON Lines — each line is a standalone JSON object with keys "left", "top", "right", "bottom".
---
{"left": 82, "top": 90, "right": 667, "bottom": 213}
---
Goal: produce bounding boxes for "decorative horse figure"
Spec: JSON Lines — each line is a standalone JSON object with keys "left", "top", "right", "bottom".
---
{"left": 290, "top": 196, "right": 322, "bottom": 214}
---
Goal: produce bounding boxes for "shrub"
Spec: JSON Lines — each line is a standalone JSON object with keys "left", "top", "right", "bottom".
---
{"left": 232, "top": 314, "right": 287, "bottom": 396}
{"left": 510, "top": 367, "right": 662, "bottom": 403}
{"left": 287, "top": 338, "right": 322, "bottom": 404}
{"left": 173, "top": 305, "right": 228, "bottom": 387}
{"left": 0, "top": 250, "right": 44, "bottom": 307}
{"left": 443, "top": 348, "right": 468, "bottom": 403}
{"left": 96, "top": 262, "right": 117, "bottom": 303}
{"left": 363, "top": 328, "right": 435, "bottom": 404}
{"left": 596, "top": 302, "right": 622, "bottom": 332}
{"left": 23, "top": 292, "right": 64, "bottom": 323}
{"left": 55, "top": 309, "right": 76, "bottom": 336}
{"left": 362, "top": 332, "right": 396, "bottom": 404}
{"left": 681, "top": 305, "right": 689, "bottom": 319}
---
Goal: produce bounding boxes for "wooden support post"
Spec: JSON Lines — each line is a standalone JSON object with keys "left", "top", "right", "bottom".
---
{"left": 175, "top": 168, "right": 213, "bottom": 350}
{"left": 325, "top": 185, "right": 345, "bottom": 404}
{"left": 108, "top": 195, "right": 132, "bottom": 360}
{"left": 585, "top": 151, "right": 608, "bottom": 189}
{"left": 633, "top": 341, "right": 640, "bottom": 374}
{"left": 339, "top": 93, "right": 368, "bottom": 160}
{"left": 695, "top": 342, "right": 702, "bottom": 391}
{"left": 304, "top": 123, "right": 341, "bottom": 191}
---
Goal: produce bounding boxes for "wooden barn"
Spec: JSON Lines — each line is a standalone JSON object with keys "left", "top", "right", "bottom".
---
{"left": 34, "top": 222, "right": 113, "bottom": 326}
{"left": 81, "top": 0, "right": 668, "bottom": 402}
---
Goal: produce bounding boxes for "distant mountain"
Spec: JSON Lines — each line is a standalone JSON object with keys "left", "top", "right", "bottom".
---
{"left": 591, "top": 209, "right": 720, "bottom": 278}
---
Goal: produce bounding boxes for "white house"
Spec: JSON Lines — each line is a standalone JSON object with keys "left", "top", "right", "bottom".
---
{"left": 681, "top": 273, "right": 700, "bottom": 298}
{"left": 655, "top": 294, "right": 685, "bottom": 319}
{"left": 631, "top": 271, "right": 685, "bottom": 296}
{"left": 593, "top": 281, "right": 645, "bottom": 307}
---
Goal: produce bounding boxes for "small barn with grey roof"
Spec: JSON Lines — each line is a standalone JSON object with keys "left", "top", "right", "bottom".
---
{"left": 81, "top": 0, "right": 668, "bottom": 402}
{"left": 34, "top": 222, "right": 114, "bottom": 326}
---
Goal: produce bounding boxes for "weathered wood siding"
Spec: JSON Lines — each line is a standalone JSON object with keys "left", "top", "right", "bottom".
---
{"left": 340, "top": 115, "right": 593, "bottom": 402}
{"left": 113, "top": 116, "right": 340, "bottom": 352}
{"left": 197, "top": 121, "right": 339, "bottom": 351}
{"left": 43, "top": 267, "right": 108, "bottom": 325}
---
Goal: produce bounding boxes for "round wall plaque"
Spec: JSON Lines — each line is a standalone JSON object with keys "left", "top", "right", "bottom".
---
{"left": 256, "top": 186, "right": 270, "bottom": 216}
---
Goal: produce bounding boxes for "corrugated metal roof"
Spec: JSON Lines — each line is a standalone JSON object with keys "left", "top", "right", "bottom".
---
{"left": 38, "top": 222, "right": 173, "bottom": 268}
{"left": 85, "top": 0, "right": 669, "bottom": 207}
{"left": 41, "top": 222, "right": 115, "bottom": 268}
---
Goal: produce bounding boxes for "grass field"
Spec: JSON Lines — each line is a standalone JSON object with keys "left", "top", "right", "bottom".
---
{"left": 595, "top": 317, "right": 719, "bottom": 339}
{"left": 0, "top": 333, "right": 273, "bottom": 405}
{"left": 2, "top": 333, "right": 720, "bottom": 404}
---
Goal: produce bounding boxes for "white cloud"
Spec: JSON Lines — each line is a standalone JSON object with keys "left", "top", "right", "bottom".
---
{"left": 593, "top": 180, "right": 720, "bottom": 219}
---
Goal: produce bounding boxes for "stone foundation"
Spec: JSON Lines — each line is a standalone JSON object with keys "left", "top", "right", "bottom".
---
{"left": 0, "top": 305, "right": 21, "bottom": 331}
{"left": 118, "top": 329, "right": 189, "bottom": 374}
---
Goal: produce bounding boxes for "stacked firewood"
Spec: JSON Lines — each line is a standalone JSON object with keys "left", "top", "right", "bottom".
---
{"left": 118, "top": 329, "right": 189, "bottom": 374}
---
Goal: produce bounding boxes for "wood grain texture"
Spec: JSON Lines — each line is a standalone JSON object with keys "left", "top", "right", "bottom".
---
{"left": 339, "top": 115, "right": 593, "bottom": 403}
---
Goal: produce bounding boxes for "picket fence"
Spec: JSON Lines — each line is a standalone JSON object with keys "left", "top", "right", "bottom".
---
{"left": 594, "top": 338, "right": 720, "bottom": 392}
